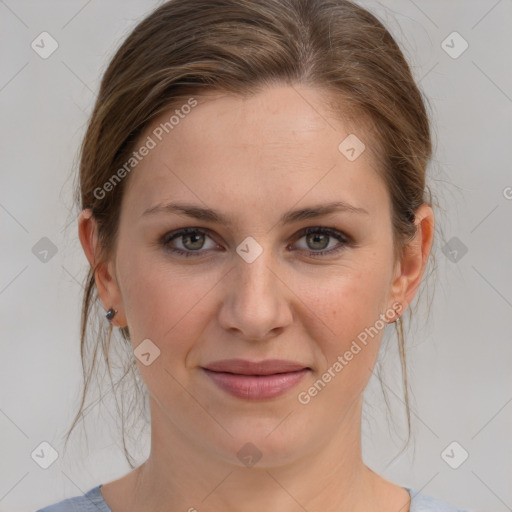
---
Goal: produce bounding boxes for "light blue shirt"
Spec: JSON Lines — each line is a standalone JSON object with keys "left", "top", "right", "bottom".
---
{"left": 35, "top": 484, "right": 471, "bottom": 511}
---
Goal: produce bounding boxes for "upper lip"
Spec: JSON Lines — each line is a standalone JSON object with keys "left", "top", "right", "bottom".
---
{"left": 202, "top": 359, "right": 310, "bottom": 375}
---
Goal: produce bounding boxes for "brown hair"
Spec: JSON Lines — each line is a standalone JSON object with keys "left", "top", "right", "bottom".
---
{"left": 66, "top": 0, "right": 437, "bottom": 468}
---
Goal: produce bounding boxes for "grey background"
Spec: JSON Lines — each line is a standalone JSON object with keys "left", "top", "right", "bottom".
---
{"left": 1, "top": 1, "right": 511, "bottom": 511}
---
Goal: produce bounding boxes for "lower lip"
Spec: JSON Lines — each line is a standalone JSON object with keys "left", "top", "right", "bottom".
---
{"left": 202, "top": 368, "right": 310, "bottom": 399}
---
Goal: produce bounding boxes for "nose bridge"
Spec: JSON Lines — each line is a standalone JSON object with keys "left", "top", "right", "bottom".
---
{"left": 235, "top": 236, "right": 279, "bottom": 306}
{"left": 219, "top": 235, "right": 291, "bottom": 339}
{"left": 238, "top": 243, "right": 273, "bottom": 289}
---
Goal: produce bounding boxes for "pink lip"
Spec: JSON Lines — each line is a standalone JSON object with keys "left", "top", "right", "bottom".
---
{"left": 203, "top": 358, "right": 309, "bottom": 375}
{"left": 202, "top": 368, "right": 310, "bottom": 399}
{"left": 201, "top": 359, "right": 311, "bottom": 400}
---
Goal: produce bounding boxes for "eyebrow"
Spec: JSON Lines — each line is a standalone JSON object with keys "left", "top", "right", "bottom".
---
{"left": 142, "top": 200, "right": 369, "bottom": 226}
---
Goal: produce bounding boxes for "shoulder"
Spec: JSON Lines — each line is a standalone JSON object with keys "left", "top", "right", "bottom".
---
{"left": 407, "top": 488, "right": 471, "bottom": 512}
{"left": 35, "top": 484, "right": 111, "bottom": 512}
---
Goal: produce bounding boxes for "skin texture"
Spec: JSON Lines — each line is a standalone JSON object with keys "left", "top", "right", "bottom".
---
{"left": 78, "top": 84, "right": 434, "bottom": 512}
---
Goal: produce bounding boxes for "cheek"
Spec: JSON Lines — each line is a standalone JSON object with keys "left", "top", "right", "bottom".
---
{"left": 294, "top": 257, "right": 392, "bottom": 383}
{"left": 302, "top": 264, "right": 390, "bottom": 338}
{"left": 118, "top": 249, "right": 220, "bottom": 350}
{"left": 295, "top": 269, "right": 390, "bottom": 415}
{"left": 118, "top": 255, "right": 222, "bottom": 397}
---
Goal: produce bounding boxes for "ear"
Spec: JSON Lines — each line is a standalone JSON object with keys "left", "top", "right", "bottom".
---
{"left": 78, "top": 208, "right": 127, "bottom": 328}
{"left": 389, "top": 204, "right": 435, "bottom": 316}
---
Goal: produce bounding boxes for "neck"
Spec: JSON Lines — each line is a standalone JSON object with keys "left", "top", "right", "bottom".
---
{"left": 128, "top": 396, "right": 388, "bottom": 512}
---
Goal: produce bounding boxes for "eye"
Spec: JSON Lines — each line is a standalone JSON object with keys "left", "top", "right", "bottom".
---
{"left": 160, "top": 226, "right": 352, "bottom": 258}
{"left": 291, "top": 227, "right": 351, "bottom": 257}
{"left": 160, "top": 228, "right": 218, "bottom": 257}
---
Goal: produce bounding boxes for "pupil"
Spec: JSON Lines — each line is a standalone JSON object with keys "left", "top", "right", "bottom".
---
{"left": 308, "top": 233, "right": 328, "bottom": 250}
{"left": 185, "top": 233, "right": 203, "bottom": 250}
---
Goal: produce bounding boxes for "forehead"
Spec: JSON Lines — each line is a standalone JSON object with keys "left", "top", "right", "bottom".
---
{"left": 120, "top": 85, "right": 388, "bottom": 221}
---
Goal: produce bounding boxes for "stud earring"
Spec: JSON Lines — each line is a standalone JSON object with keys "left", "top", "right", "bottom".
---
{"left": 105, "top": 308, "right": 117, "bottom": 320}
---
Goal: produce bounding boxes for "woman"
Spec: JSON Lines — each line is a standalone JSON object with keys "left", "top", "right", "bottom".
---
{"left": 37, "top": 0, "right": 470, "bottom": 510}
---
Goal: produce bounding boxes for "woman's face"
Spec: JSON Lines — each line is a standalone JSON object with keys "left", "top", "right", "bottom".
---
{"left": 91, "top": 84, "right": 423, "bottom": 467}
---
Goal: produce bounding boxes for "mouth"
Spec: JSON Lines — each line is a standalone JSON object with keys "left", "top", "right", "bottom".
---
{"left": 202, "top": 358, "right": 311, "bottom": 375}
{"left": 201, "top": 359, "right": 311, "bottom": 399}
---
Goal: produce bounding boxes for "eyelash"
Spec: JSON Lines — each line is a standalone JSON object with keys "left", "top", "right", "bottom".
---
{"left": 159, "top": 226, "right": 353, "bottom": 258}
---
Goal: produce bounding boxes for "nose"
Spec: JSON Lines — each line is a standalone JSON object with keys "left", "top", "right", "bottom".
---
{"left": 217, "top": 245, "right": 293, "bottom": 342}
